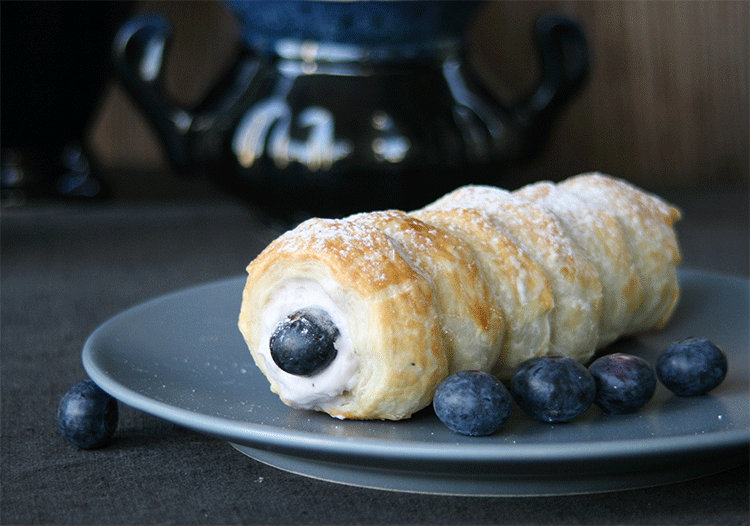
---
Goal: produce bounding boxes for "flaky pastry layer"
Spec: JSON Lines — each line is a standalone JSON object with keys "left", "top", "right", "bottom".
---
{"left": 238, "top": 173, "right": 682, "bottom": 420}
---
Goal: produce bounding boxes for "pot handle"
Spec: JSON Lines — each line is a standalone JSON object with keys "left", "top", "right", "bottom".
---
{"left": 515, "top": 14, "right": 590, "bottom": 157}
{"left": 112, "top": 15, "right": 193, "bottom": 169}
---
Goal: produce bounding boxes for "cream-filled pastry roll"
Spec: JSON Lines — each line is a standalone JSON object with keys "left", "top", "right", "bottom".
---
{"left": 238, "top": 217, "right": 449, "bottom": 420}
{"left": 238, "top": 173, "right": 682, "bottom": 420}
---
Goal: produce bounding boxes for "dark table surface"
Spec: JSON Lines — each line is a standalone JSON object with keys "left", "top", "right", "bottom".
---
{"left": 2, "top": 177, "right": 748, "bottom": 525}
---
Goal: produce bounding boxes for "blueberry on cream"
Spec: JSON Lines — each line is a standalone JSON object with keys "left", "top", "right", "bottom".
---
{"left": 270, "top": 308, "right": 339, "bottom": 376}
{"left": 258, "top": 278, "right": 359, "bottom": 413}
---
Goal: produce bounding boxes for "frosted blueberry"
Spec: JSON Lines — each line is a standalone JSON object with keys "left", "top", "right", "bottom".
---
{"left": 511, "top": 356, "right": 596, "bottom": 423}
{"left": 589, "top": 353, "right": 656, "bottom": 413}
{"left": 656, "top": 337, "right": 728, "bottom": 396}
{"left": 433, "top": 370, "right": 513, "bottom": 436}
{"left": 57, "top": 379, "right": 118, "bottom": 449}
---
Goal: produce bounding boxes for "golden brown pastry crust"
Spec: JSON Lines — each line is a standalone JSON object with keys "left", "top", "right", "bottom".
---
{"left": 418, "top": 185, "right": 604, "bottom": 366}
{"left": 515, "top": 181, "right": 645, "bottom": 345}
{"left": 238, "top": 173, "right": 682, "bottom": 420}
{"left": 349, "top": 210, "right": 505, "bottom": 374}
{"left": 238, "top": 217, "right": 448, "bottom": 420}
{"left": 558, "top": 173, "right": 681, "bottom": 330}
{"left": 411, "top": 206, "right": 553, "bottom": 377}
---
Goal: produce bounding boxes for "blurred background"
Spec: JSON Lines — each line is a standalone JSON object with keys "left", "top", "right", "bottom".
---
{"left": 3, "top": 0, "right": 748, "bottom": 209}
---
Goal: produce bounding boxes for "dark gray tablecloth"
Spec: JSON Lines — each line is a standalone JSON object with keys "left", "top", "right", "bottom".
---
{"left": 2, "top": 186, "right": 748, "bottom": 525}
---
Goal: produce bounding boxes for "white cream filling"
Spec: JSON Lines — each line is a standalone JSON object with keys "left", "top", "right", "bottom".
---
{"left": 258, "top": 278, "right": 359, "bottom": 411}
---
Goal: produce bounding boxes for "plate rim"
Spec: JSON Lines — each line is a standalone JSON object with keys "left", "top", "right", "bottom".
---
{"left": 82, "top": 268, "right": 750, "bottom": 473}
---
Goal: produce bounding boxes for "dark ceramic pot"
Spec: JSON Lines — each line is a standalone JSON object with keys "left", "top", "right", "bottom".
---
{"left": 113, "top": 1, "right": 589, "bottom": 214}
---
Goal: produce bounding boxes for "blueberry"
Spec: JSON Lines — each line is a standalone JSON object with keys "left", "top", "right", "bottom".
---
{"left": 270, "top": 307, "right": 340, "bottom": 376}
{"left": 589, "top": 353, "right": 656, "bottom": 413}
{"left": 511, "top": 356, "right": 596, "bottom": 423}
{"left": 433, "top": 370, "right": 513, "bottom": 436}
{"left": 656, "top": 337, "right": 728, "bottom": 396}
{"left": 57, "top": 379, "right": 118, "bottom": 449}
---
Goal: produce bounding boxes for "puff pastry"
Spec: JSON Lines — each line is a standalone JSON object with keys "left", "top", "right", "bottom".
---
{"left": 238, "top": 173, "right": 682, "bottom": 420}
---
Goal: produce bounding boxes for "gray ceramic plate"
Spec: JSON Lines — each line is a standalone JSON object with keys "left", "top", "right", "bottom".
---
{"left": 83, "top": 269, "right": 749, "bottom": 496}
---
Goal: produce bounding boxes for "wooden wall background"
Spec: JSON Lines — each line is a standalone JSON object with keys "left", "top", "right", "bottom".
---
{"left": 89, "top": 0, "right": 749, "bottom": 191}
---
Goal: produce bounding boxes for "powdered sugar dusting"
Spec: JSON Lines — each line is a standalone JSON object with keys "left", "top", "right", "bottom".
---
{"left": 273, "top": 217, "right": 395, "bottom": 286}
{"left": 241, "top": 172, "right": 680, "bottom": 417}
{"left": 426, "top": 185, "right": 580, "bottom": 266}
{"left": 275, "top": 217, "right": 375, "bottom": 256}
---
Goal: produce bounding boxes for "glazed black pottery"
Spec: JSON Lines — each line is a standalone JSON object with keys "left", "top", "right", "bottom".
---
{"left": 113, "top": 1, "right": 589, "bottom": 214}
